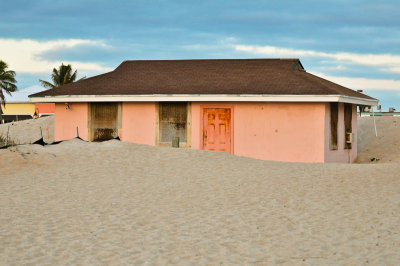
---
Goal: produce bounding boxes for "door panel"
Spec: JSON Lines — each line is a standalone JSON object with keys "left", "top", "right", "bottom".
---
{"left": 203, "top": 108, "right": 231, "bottom": 153}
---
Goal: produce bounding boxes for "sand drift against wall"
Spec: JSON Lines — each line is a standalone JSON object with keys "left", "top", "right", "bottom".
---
{"left": 0, "top": 115, "right": 398, "bottom": 163}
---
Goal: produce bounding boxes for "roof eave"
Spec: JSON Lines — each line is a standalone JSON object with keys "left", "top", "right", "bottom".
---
{"left": 29, "top": 94, "right": 378, "bottom": 106}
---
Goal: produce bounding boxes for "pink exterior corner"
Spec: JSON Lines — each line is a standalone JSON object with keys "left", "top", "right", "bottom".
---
{"left": 324, "top": 103, "right": 357, "bottom": 163}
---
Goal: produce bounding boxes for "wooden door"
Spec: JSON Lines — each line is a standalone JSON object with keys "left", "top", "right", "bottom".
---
{"left": 89, "top": 103, "right": 119, "bottom": 141}
{"left": 202, "top": 108, "right": 231, "bottom": 153}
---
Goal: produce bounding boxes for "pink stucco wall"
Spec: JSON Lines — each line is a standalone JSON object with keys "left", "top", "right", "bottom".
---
{"left": 53, "top": 101, "right": 358, "bottom": 163}
{"left": 324, "top": 103, "right": 357, "bottom": 163}
{"left": 191, "top": 102, "right": 327, "bottom": 163}
{"left": 54, "top": 103, "right": 88, "bottom": 141}
{"left": 120, "top": 102, "right": 156, "bottom": 146}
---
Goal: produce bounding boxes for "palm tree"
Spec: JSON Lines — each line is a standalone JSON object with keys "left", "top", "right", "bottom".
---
{"left": 39, "top": 63, "right": 85, "bottom": 89}
{"left": 0, "top": 60, "right": 17, "bottom": 105}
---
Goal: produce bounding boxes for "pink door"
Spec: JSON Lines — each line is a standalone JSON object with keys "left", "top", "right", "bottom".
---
{"left": 203, "top": 108, "right": 231, "bottom": 153}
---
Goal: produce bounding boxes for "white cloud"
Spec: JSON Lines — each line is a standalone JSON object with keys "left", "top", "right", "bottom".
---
{"left": 318, "top": 65, "right": 347, "bottom": 71}
{"left": 235, "top": 44, "right": 321, "bottom": 58}
{"left": 312, "top": 72, "right": 400, "bottom": 91}
{"left": 235, "top": 44, "right": 400, "bottom": 73}
{"left": 388, "top": 67, "right": 400, "bottom": 74}
{"left": 0, "top": 38, "right": 113, "bottom": 74}
{"left": 234, "top": 43, "right": 400, "bottom": 91}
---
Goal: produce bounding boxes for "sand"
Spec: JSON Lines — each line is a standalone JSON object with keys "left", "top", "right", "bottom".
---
{"left": 357, "top": 116, "right": 400, "bottom": 163}
{"left": 0, "top": 117, "right": 399, "bottom": 264}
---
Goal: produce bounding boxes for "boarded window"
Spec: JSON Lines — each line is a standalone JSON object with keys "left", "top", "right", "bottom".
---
{"left": 159, "top": 102, "right": 187, "bottom": 143}
{"left": 330, "top": 103, "right": 338, "bottom": 150}
{"left": 344, "top": 103, "right": 352, "bottom": 149}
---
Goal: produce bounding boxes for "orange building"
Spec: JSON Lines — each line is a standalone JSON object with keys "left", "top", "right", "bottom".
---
{"left": 29, "top": 59, "right": 378, "bottom": 163}
{"left": 34, "top": 103, "right": 55, "bottom": 117}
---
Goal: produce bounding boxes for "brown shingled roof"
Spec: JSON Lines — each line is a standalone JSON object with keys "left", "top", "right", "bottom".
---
{"left": 29, "top": 59, "right": 376, "bottom": 100}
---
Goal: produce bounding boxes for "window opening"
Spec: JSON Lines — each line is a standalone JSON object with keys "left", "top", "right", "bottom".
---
{"left": 330, "top": 102, "right": 338, "bottom": 150}
{"left": 159, "top": 102, "right": 188, "bottom": 143}
{"left": 344, "top": 103, "right": 353, "bottom": 149}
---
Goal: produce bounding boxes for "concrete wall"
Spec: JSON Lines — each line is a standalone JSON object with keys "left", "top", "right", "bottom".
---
{"left": 1, "top": 103, "right": 35, "bottom": 115}
{"left": 54, "top": 103, "right": 88, "bottom": 141}
{"left": 120, "top": 102, "right": 156, "bottom": 145}
{"left": 191, "top": 102, "right": 327, "bottom": 163}
{"left": 324, "top": 103, "right": 358, "bottom": 163}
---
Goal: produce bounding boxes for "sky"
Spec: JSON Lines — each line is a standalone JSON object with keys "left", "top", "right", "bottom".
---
{"left": 1, "top": 0, "right": 399, "bottom": 110}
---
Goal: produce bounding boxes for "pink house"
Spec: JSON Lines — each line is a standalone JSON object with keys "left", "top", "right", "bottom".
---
{"left": 29, "top": 59, "right": 378, "bottom": 163}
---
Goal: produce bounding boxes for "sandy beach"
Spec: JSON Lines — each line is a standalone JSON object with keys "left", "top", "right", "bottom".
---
{"left": 1, "top": 116, "right": 400, "bottom": 264}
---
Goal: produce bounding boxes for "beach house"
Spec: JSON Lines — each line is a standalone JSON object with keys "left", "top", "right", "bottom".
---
{"left": 29, "top": 59, "right": 378, "bottom": 163}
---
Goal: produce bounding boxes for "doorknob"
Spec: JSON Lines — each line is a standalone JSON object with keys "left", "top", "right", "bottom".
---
{"left": 203, "top": 129, "right": 207, "bottom": 144}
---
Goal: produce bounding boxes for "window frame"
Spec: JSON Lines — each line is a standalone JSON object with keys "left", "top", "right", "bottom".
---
{"left": 155, "top": 102, "right": 191, "bottom": 148}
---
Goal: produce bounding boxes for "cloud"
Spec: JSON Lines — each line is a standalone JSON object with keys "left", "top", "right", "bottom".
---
{"left": 234, "top": 44, "right": 400, "bottom": 74}
{"left": 0, "top": 38, "right": 113, "bottom": 75}
{"left": 312, "top": 72, "right": 400, "bottom": 91}
{"left": 182, "top": 37, "right": 239, "bottom": 52}
{"left": 318, "top": 65, "right": 348, "bottom": 71}
{"left": 36, "top": 42, "right": 118, "bottom": 62}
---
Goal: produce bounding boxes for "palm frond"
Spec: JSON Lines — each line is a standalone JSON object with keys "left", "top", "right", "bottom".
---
{"left": 52, "top": 67, "right": 61, "bottom": 86}
{"left": 0, "top": 60, "right": 17, "bottom": 105}
{"left": 3, "top": 82, "right": 17, "bottom": 93}
{"left": 69, "top": 70, "right": 78, "bottom": 83}
{"left": 39, "top": 79, "right": 55, "bottom": 89}
{"left": 0, "top": 71, "right": 17, "bottom": 83}
{"left": 41, "top": 63, "right": 82, "bottom": 90}
{"left": 0, "top": 61, "right": 8, "bottom": 73}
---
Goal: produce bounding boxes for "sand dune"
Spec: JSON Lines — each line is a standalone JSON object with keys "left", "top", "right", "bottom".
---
{"left": 357, "top": 116, "right": 400, "bottom": 163}
{"left": 0, "top": 117, "right": 400, "bottom": 264}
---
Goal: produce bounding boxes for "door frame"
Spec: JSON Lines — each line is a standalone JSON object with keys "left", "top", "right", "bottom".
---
{"left": 200, "top": 104, "right": 234, "bottom": 154}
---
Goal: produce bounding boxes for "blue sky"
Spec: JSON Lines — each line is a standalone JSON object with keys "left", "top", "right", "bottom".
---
{"left": 1, "top": 0, "right": 399, "bottom": 110}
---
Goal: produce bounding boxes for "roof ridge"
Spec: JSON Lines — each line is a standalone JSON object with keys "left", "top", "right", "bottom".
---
{"left": 119, "top": 58, "right": 300, "bottom": 63}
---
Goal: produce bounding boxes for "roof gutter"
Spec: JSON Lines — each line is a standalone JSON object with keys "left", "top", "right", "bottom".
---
{"left": 29, "top": 94, "right": 378, "bottom": 106}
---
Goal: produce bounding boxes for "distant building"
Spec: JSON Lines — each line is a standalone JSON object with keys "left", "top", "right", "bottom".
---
{"left": 29, "top": 59, "right": 378, "bottom": 163}
{"left": 1, "top": 102, "right": 35, "bottom": 123}
{"left": 1, "top": 86, "right": 54, "bottom": 123}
